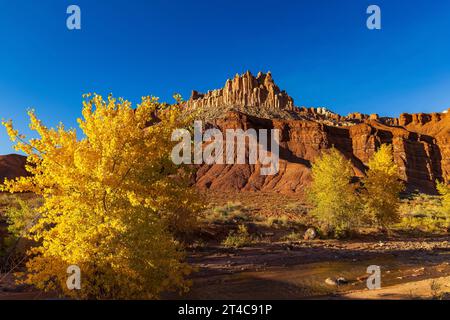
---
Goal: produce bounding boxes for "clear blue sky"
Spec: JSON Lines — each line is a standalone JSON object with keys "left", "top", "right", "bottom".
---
{"left": 1, "top": 0, "right": 450, "bottom": 154}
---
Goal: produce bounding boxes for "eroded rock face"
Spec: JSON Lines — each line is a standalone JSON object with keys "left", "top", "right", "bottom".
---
{"left": 189, "top": 73, "right": 449, "bottom": 194}
{"left": 187, "top": 71, "right": 294, "bottom": 112}
{"left": 194, "top": 111, "right": 447, "bottom": 194}
{"left": 348, "top": 120, "right": 446, "bottom": 192}
{"left": 184, "top": 71, "right": 299, "bottom": 120}
{"left": 396, "top": 110, "right": 450, "bottom": 186}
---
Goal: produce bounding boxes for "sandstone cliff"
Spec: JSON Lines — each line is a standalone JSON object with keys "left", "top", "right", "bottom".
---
{"left": 185, "top": 71, "right": 298, "bottom": 120}
{"left": 187, "top": 72, "right": 449, "bottom": 194}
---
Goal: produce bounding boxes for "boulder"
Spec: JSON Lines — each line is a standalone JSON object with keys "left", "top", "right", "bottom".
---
{"left": 303, "top": 227, "right": 318, "bottom": 240}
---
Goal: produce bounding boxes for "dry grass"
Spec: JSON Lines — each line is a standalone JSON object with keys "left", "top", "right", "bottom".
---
{"left": 221, "top": 225, "right": 254, "bottom": 248}
{"left": 203, "top": 201, "right": 251, "bottom": 224}
{"left": 202, "top": 190, "right": 309, "bottom": 217}
{"left": 201, "top": 190, "right": 312, "bottom": 226}
{"left": 199, "top": 190, "right": 449, "bottom": 241}
{"left": 281, "top": 231, "right": 304, "bottom": 242}
{"left": 397, "top": 193, "right": 448, "bottom": 234}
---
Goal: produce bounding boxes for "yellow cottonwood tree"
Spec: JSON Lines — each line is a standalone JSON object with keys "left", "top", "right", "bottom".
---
{"left": 308, "top": 148, "right": 363, "bottom": 237}
{"left": 363, "top": 144, "right": 404, "bottom": 229}
{"left": 1, "top": 94, "right": 203, "bottom": 299}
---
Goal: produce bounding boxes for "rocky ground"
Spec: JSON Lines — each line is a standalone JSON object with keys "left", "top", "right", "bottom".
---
{"left": 1, "top": 234, "right": 449, "bottom": 300}
{"left": 1, "top": 191, "right": 449, "bottom": 300}
{"left": 341, "top": 276, "right": 450, "bottom": 300}
{"left": 182, "top": 236, "right": 450, "bottom": 299}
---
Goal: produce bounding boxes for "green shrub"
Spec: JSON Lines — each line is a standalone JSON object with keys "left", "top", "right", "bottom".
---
{"left": 0, "top": 195, "right": 42, "bottom": 270}
{"left": 222, "top": 225, "right": 253, "bottom": 248}
{"left": 5, "top": 197, "right": 41, "bottom": 239}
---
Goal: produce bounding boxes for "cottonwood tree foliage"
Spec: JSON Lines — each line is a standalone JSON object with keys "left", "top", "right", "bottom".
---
{"left": 308, "top": 145, "right": 405, "bottom": 237}
{"left": 363, "top": 144, "right": 404, "bottom": 229}
{"left": 1, "top": 94, "right": 203, "bottom": 299}
{"left": 307, "top": 148, "right": 363, "bottom": 237}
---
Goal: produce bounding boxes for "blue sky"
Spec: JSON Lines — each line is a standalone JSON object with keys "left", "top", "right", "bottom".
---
{"left": 1, "top": 0, "right": 450, "bottom": 154}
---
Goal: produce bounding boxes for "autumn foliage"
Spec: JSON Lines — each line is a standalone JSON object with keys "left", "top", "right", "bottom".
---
{"left": 308, "top": 145, "right": 404, "bottom": 236}
{"left": 363, "top": 144, "right": 404, "bottom": 229}
{"left": 307, "top": 148, "right": 363, "bottom": 237}
{"left": 1, "top": 94, "right": 203, "bottom": 299}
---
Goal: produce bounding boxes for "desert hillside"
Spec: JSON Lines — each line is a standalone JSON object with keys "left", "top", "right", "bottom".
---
{"left": 0, "top": 154, "right": 28, "bottom": 183}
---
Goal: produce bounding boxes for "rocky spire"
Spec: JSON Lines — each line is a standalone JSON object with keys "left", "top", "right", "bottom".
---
{"left": 186, "top": 71, "right": 295, "bottom": 111}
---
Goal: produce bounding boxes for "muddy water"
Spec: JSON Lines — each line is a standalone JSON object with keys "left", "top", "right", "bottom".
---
{"left": 185, "top": 253, "right": 450, "bottom": 299}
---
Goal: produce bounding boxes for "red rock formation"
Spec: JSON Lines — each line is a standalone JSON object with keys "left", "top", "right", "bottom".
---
{"left": 194, "top": 111, "right": 446, "bottom": 194}
{"left": 186, "top": 71, "right": 294, "bottom": 112}
{"left": 0, "top": 154, "right": 28, "bottom": 183}
{"left": 189, "top": 73, "right": 449, "bottom": 194}
{"left": 394, "top": 109, "right": 450, "bottom": 186}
